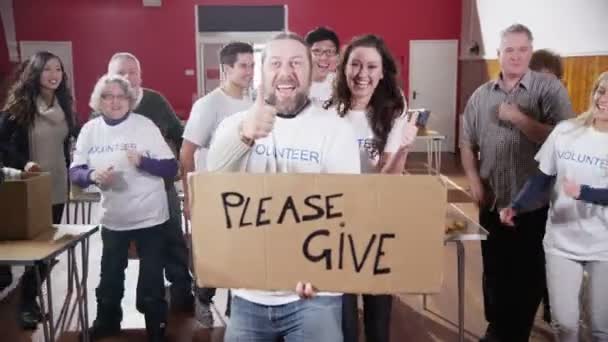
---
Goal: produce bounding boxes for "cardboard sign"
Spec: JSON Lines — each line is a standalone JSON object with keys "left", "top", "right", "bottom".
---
{"left": 189, "top": 173, "right": 446, "bottom": 294}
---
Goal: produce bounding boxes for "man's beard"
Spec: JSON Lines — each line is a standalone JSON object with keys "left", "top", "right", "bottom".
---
{"left": 267, "top": 91, "right": 309, "bottom": 116}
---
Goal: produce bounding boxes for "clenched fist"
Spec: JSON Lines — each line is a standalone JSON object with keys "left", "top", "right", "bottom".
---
{"left": 499, "top": 207, "right": 517, "bottom": 227}
{"left": 498, "top": 102, "right": 523, "bottom": 124}
{"left": 91, "top": 166, "right": 115, "bottom": 187}
{"left": 562, "top": 178, "right": 581, "bottom": 199}
{"left": 24, "top": 161, "right": 41, "bottom": 172}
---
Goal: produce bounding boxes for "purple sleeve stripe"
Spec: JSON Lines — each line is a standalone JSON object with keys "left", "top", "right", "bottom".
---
{"left": 139, "top": 157, "right": 178, "bottom": 179}
{"left": 69, "top": 164, "right": 95, "bottom": 188}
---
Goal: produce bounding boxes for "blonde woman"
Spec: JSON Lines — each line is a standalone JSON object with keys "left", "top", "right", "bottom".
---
{"left": 500, "top": 72, "right": 608, "bottom": 342}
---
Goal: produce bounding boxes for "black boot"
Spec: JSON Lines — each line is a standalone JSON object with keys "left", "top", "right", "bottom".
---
{"left": 19, "top": 299, "right": 42, "bottom": 330}
{"left": 145, "top": 316, "right": 167, "bottom": 342}
{"left": 479, "top": 323, "right": 500, "bottom": 342}
{"left": 83, "top": 299, "right": 122, "bottom": 341}
{"left": 169, "top": 285, "right": 195, "bottom": 315}
{"left": 85, "top": 319, "right": 121, "bottom": 341}
{"left": 20, "top": 264, "right": 46, "bottom": 330}
{"left": 19, "top": 259, "right": 60, "bottom": 330}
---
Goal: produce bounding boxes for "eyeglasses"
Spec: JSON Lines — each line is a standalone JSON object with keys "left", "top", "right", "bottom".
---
{"left": 101, "top": 93, "right": 128, "bottom": 102}
{"left": 311, "top": 49, "right": 337, "bottom": 57}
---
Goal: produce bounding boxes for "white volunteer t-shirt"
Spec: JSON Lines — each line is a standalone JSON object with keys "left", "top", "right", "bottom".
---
{"left": 309, "top": 73, "right": 335, "bottom": 106}
{"left": 209, "top": 103, "right": 361, "bottom": 305}
{"left": 183, "top": 88, "right": 252, "bottom": 170}
{"left": 71, "top": 113, "right": 174, "bottom": 231}
{"left": 339, "top": 108, "right": 411, "bottom": 174}
{"left": 536, "top": 119, "right": 608, "bottom": 261}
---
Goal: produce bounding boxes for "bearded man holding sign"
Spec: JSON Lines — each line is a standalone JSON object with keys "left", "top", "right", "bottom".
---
{"left": 205, "top": 32, "right": 360, "bottom": 342}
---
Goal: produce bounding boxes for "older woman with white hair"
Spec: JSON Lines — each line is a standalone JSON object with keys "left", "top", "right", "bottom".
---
{"left": 69, "top": 74, "right": 176, "bottom": 342}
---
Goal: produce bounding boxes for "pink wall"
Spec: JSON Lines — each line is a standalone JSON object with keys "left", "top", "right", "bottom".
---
{"left": 12, "top": 0, "right": 461, "bottom": 122}
{"left": 0, "top": 14, "right": 13, "bottom": 77}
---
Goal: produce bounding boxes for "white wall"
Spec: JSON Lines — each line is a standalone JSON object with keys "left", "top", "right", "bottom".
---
{"left": 461, "top": 0, "right": 608, "bottom": 59}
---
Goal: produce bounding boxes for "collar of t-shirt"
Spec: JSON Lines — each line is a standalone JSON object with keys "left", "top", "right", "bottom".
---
{"left": 276, "top": 99, "right": 312, "bottom": 119}
{"left": 219, "top": 87, "right": 248, "bottom": 101}
{"left": 101, "top": 112, "right": 130, "bottom": 126}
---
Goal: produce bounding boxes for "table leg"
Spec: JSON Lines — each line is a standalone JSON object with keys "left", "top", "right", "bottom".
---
{"left": 67, "top": 250, "right": 73, "bottom": 293}
{"left": 45, "top": 260, "right": 56, "bottom": 340}
{"left": 87, "top": 202, "right": 92, "bottom": 224}
{"left": 72, "top": 245, "right": 89, "bottom": 342}
{"left": 184, "top": 206, "right": 190, "bottom": 236}
{"left": 422, "top": 293, "right": 428, "bottom": 310}
{"left": 35, "top": 264, "right": 51, "bottom": 342}
{"left": 456, "top": 240, "right": 465, "bottom": 342}
{"left": 81, "top": 203, "right": 86, "bottom": 224}
{"left": 436, "top": 139, "right": 443, "bottom": 174}
{"left": 72, "top": 202, "right": 79, "bottom": 225}
{"left": 426, "top": 139, "right": 433, "bottom": 174}
{"left": 421, "top": 240, "right": 474, "bottom": 341}
{"left": 81, "top": 237, "right": 91, "bottom": 339}
{"left": 65, "top": 202, "right": 71, "bottom": 224}
{"left": 56, "top": 250, "right": 75, "bottom": 333}
{"left": 431, "top": 139, "right": 437, "bottom": 174}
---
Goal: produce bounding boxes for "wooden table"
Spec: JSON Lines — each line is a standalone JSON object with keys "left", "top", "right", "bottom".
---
{"left": 0, "top": 224, "right": 99, "bottom": 342}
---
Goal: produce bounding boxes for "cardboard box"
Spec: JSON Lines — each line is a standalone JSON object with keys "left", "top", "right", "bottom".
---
{"left": 189, "top": 173, "right": 446, "bottom": 294}
{"left": 0, "top": 172, "right": 53, "bottom": 240}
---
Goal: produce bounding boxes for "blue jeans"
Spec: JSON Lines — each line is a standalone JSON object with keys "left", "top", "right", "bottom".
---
{"left": 225, "top": 295, "right": 343, "bottom": 342}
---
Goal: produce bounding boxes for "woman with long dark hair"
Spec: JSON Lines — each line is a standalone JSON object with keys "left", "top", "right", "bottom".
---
{"left": 326, "top": 34, "right": 418, "bottom": 342}
{"left": 0, "top": 51, "right": 75, "bottom": 329}
{"left": 0, "top": 51, "right": 75, "bottom": 221}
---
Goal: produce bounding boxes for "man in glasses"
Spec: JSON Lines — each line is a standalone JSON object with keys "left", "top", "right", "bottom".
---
{"left": 305, "top": 27, "right": 340, "bottom": 106}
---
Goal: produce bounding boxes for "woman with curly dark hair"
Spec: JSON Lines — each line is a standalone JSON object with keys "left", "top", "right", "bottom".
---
{"left": 0, "top": 51, "right": 75, "bottom": 329}
{"left": 326, "top": 34, "right": 419, "bottom": 342}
